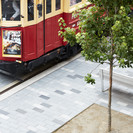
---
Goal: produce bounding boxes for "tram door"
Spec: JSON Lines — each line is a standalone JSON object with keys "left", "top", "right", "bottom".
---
{"left": 25, "top": 0, "right": 44, "bottom": 59}
{"left": 36, "top": 0, "right": 44, "bottom": 57}
{"left": 45, "top": 0, "right": 63, "bottom": 53}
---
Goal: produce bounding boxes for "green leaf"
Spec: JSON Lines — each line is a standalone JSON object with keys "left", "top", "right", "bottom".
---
{"left": 85, "top": 74, "right": 95, "bottom": 85}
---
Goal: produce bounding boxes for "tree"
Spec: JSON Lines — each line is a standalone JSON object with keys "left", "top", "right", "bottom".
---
{"left": 58, "top": 0, "right": 133, "bottom": 132}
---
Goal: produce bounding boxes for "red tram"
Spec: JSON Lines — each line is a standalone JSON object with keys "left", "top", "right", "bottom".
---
{"left": 0, "top": 0, "right": 92, "bottom": 74}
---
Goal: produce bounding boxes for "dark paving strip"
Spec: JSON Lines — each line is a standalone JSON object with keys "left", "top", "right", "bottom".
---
{"left": 39, "top": 95, "right": 50, "bottom": 100}
{"left": 0, "top": 109, "right": 9, "bottom": 115}
{"left": 53, "top": 119, "right": 64, "bottom": 125}
{"left": 67, "top": 75, "right": 76, "bottom": 79}
{"left": 33, "top": 107, "right": 44, "bottom": 113}
{"left": 75, "top": 74, "right": 84, "bottom": 79}
{"left": 67, "top": 74, "right": 84, "bottom": 79}
{"left": 41, "top": 103, "right": 52, "bottom": 108}
{"left": 71, "top": 89, "right": 81, "bottom": 94}
{"left": 55, "top": 90, "right": 65, "bottom": 95}
{"left": 16, "top": 109, "right": 27, "bottom": 114}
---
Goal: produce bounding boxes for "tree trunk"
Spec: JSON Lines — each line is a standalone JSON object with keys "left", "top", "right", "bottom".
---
{"left": 108, "top": 60, "right": 113, "bottom": 132}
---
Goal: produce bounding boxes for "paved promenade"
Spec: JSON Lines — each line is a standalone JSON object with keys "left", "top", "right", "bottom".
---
{"left": 0, "top": 54, "right": 133, "bottom": 133}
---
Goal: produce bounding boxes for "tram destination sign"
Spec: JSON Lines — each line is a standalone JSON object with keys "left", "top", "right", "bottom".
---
{"left": 2, "top": 30, "right": 22, "bottom": 58}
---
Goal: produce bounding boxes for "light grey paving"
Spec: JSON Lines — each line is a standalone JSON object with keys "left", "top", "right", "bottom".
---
{"left": 53, "top": 119, "right": 65, "bottom": 125}
{"left": 27, "top": 131, "right": 36, "bottom": 133}
{"left": 0, "top": 55, "right": 133, "bottom": 133}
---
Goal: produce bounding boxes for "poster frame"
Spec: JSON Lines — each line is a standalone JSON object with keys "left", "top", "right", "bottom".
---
{"left": 2, "top": 29, "right": 22, "bottom": 58}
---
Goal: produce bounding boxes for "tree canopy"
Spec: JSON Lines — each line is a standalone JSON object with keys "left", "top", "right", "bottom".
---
{"left": 59, "top": 0, "right": 133, "bottom": 68}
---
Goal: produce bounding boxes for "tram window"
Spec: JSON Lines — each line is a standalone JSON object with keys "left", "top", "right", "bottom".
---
{"left": 46, "top": 0, "right": 51, "bottom": 14}
{"left": 37, "top": 0, "right": 42, "bottom": 18}
{"left": 70, "top": 0, "right": 81, "bottom": 6}
{"left": 56, "top": 0, "right": 61, "bottom": 10}
{"left": 28, "top": 0, "right": 34, "bottom": 21}
{"left": 2, "top": 0, "right": 20, "bottom": 21}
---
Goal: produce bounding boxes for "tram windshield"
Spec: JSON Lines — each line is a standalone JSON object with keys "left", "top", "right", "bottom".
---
{"left": 2, "top": 0, "right": 20, "bottom": 21}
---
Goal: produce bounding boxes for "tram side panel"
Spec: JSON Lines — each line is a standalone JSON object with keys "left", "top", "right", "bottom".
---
{"left": 22, "top": 25, "right": 37, "bottom": 62}
{"left": 53, "top": 14, "right": 63, "bottom": 49}
{"left": 36, "top": 21, "right": 44, "bottom": 58}
{"left": 45, "top": 13, "right": 63, "bottom": 53}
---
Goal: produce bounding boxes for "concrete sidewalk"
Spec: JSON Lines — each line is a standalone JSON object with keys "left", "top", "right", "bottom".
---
{"left": 0, "top": 54, "right": 133, "bottom": 133}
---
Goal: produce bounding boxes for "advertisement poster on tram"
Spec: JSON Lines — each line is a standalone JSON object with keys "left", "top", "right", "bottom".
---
{"left": 2, "top": 30, "right": 22, "bottom": 58}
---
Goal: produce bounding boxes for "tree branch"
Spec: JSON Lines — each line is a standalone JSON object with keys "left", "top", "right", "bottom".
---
{"left": 90, "top": 63, "right": 101, "bottom": 74}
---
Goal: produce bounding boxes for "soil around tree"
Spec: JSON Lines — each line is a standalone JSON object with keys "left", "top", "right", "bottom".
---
{"left": 53, "top": 104, "right": 133, "bottom": 133}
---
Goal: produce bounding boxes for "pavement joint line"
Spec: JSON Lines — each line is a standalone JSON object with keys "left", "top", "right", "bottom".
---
{"left": 0, "top": 53, "right": 81, "bottom": 102}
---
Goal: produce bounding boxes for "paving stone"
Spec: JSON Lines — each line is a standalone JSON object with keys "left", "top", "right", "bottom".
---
{"left": 0, "top": 114, "right": 9, "bottom": 120}
{"left": 99, "top": 98, "right": 108, "bottom": 104}
{"left": 60, "top": 114, "right": 71, "bottom": 121}
{"left": 63, "top": 90, "right": 73, "bottom": 94}
{"left": 28, "top": 126, "right": 37, "bottom": 132}
{"left": 33, "top": 107, "right": 44, "bottom": 113}
{"left": 74, "top": 101, "right": 86, "bottom": 106}
{"left": 33, "top": 104, "right": 44, "bottom": 109}
{"left": 27, "top": 131, "right": 36, "bottom": 133}
{"left": 67, "top": 75, "right": 76, "bottom": 79}
{"left": 75, "top": 74, "right": 84, "bottom": 79}
{"left": 55, "top": 90, "right": 65, "bottom": 95}
{"left": 16, "top": 109, "right": 27, "bottom": 114}
{"left": 41, "top": 103, "right": 52, "bottom": 108}
{"left": 71, "top": 89, "right": 81, "bottom": 94}
{"left": 36, "top": 125, "right": 46, "bottom": 131}
{"left": 53, "top": 119, "right": 65, "bottom": 125}
{"left": 39, "top": 95, "right": 50, "bottom": 100}
{"left": 60, "top": 82, "right": 70, "bottom": 87}
{"left": 0, "top": 109, "right": 9, "bottom": 115}
{"left": 61, "top": 67, "right": 74, "bottom": 73}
